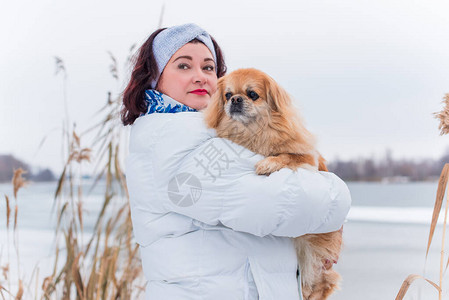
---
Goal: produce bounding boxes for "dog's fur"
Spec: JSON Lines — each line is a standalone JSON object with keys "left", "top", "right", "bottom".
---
{"left": 203, "top": 68, "right": 343, "bottom": 300}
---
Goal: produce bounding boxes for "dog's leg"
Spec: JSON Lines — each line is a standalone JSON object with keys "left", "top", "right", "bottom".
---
{"left": 255, "top": 153, "right": 318, "bottom": 175}
{"left": 295, "top": 231, "right": 343, "bottom": 300}
{"left": 305, "top": 269, "right": 341, "bottom": 300}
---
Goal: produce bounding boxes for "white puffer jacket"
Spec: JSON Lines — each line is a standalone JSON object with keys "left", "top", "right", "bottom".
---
{"left": 126, "top": 112, "right": 351, "bottom": 300}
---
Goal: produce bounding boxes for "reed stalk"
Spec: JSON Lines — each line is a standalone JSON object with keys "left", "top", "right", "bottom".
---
{"left": 395, "top": 166, "right": 447, "bottom": 299}
{"left": 439, "top": 182, "right": 449, "bottom": 300}
{"left": 1, "top": 168, "right": 28, "bottom": 299}
{"left": 396, "top": 95, "right": 449, "bottom": 299}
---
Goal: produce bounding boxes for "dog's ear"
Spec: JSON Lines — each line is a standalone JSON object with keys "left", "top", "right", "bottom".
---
{"left": 266, "top": 76, "right": 292, "bottom": 115}
{"left": 204, "top": 78, "right": 225, "bottom": 129}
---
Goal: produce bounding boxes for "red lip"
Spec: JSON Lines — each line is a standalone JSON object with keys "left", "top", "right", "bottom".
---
{"left": 190, "top": 89, "right": 208, "bottom": 95}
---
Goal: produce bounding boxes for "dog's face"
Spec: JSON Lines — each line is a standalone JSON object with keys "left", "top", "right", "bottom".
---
{"left": 204, "top": 68, "right": 292, "bottom": 128}
{"left": 220, "top": 69, "right": 269, "bottom": 124}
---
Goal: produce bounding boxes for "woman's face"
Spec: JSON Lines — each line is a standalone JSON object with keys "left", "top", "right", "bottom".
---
{"left": 157, "top": 42, "right": 218, "bottom": 110}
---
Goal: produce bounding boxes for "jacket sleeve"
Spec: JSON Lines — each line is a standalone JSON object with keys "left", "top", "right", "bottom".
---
{"left": 126, "top": 112, "right": 351, "bottom": 238}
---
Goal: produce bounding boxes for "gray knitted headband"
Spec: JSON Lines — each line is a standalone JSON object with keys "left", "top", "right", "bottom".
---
{"left": 150, "top": 23, "right": 218, "bottom": 89}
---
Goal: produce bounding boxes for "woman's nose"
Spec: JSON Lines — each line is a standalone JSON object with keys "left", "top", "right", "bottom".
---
{"left": 192, "top": 68, "right": 207, "bottom": 84}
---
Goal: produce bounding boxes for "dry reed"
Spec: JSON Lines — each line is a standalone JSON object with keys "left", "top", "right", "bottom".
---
{"left": 1, "top": 169, "right": 28, "bottom": 299}
{"left": 4, "top": 196, "right": 10, "bottom": 229}
{"left": 15, "top": 280, "right": 23, "bottom": 300}
{"left": 396, "top": 97, "right": 449, "bottom": 299}
{"left": 435, "top": 94, "right": 449, "bottom": 136}
{"left": 1, "top": 50, "right": 144, "bottom": 299}
{"left": 12, "top": 169, "right": 27, "bottom": 200}
{"left": 2, "top": 12, "right": 164, "bottom": 299}
{"left": 38, "top": 53, "right": 144, "bottom": 299}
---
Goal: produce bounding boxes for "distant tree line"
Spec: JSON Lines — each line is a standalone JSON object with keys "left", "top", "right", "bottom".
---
{"left": 1, "top": 151, "right": 448, "bottom": 183}
{"left": 0, "top": 154, "right": 55, "bottom": 182}
{"left": 328, "top": 150, "right": 448, "bottom": 182}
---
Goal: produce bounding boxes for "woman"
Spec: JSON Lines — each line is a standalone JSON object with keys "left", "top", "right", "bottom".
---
{"left": 122, "top": 23, "right": 351, "bottom": 300}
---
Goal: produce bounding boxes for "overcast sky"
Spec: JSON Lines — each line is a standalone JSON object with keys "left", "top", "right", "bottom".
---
{"left": 2, "top": 0, "right": 449, "bottom": 173}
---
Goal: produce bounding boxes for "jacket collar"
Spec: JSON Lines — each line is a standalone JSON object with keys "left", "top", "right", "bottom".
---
{"left": 143, "top": 90, "right": 197, "bottom": 115}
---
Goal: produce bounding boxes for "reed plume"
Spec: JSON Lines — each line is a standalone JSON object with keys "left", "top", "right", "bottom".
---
{"left": 435, "top": 94, "right": 449, "bottom": 136}
{"left": 12, "top": 168, "right": 28, "bottom": 200}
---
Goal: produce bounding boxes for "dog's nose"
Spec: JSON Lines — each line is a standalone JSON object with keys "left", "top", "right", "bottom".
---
{"left": 231, "top": 96, "right": 243, "bottom": 104}
{"left": 230, "top": 96, "right": 243, "bottom": 114}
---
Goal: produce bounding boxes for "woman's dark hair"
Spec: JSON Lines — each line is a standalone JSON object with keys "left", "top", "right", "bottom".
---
{"left": 121, "top": 28, "right": 227, "bottom": 126}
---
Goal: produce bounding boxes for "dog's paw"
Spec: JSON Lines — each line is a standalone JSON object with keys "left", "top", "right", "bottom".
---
{"left": 255, "top": 157, "right": 284, "bottom": 175}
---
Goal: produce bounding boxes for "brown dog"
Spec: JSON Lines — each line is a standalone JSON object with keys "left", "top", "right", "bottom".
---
{"left": 203, "top": 68, "right": 343, "bottom": 300}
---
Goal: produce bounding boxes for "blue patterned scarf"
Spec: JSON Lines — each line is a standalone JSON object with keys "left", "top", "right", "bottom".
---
{"left": 143, "top": 90, "right": 197, "bottom": 115}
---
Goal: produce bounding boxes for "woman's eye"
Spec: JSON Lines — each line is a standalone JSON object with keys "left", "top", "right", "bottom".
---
{"left": 203, "top": 65, "right": 215, "bottom": 72}
{"left": 248, "top": 91, "right": 259, "bottom": 101}
{"left": 178, "top": 63, "right": 189, "bottom": 70}
{"left": 225, "top": 92, "right": 232, "bottom": 100}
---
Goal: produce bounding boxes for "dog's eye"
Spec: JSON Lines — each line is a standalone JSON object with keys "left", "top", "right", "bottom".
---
{"left": 225, "top": 92, "right": 232, "bottom": 100}
{"left": 247, "top": 91, "right": 259, "bottom": 101}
